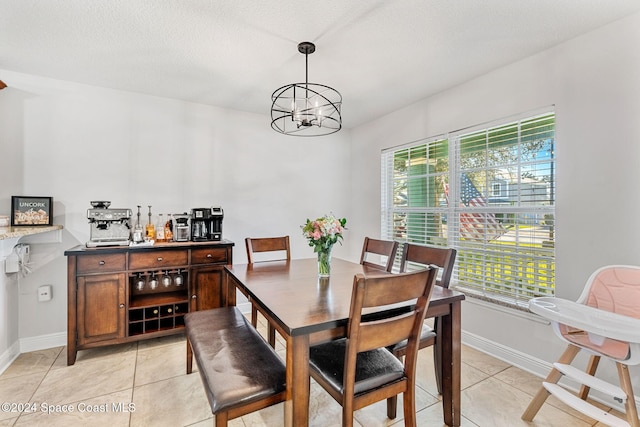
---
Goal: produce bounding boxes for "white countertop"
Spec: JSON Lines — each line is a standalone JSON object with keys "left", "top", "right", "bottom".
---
{"left": 0, "top": 225, "right": 63, "bottom": 241}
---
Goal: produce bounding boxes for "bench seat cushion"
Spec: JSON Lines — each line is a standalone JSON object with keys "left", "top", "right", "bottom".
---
{"left": 185, "top": 307, "right": 286, "bottom": 413}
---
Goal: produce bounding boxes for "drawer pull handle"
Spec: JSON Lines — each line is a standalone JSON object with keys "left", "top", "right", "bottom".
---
{"left": 206, "top": 254, "right": 212, "bottom": 258}
{"left": 99, "top": 261, "right": 105, "bottom": 265}
{"left": 157, "top": 257, "right": 163, "bottom": 262}
{"left": 119, "top": 304, "right": 125, "bottom": 309}
{"left": 191, "top": 295, "right": 197, "bottom": 299}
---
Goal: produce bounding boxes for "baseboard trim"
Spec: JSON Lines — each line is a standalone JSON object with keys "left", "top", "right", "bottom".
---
{"left": 462, "top": 330, "right": 552, "bottom": 378}
{"left": 0, "top": 341, "right": 20, "bottom": 375}
{"left": 19, "top": 331, "right": 66, "bottom": 353}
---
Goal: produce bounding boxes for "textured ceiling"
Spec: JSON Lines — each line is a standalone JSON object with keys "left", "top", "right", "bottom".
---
{"left": 2, "top": 1, "right": 640, "bottom": 128}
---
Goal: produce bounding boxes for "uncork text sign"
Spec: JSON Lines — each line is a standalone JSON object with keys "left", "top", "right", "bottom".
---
{"left": 11, "top": 196, "right": 53, "bottom": 226}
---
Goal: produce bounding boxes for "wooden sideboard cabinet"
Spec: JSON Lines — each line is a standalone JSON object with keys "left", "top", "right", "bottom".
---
{"left": 65, "top": 240, "right": 234, "bottom": 365}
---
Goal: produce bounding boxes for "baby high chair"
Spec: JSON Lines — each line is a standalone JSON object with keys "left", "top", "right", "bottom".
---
{"left": 522, "top": 265, "right": 640, "bottom": 427}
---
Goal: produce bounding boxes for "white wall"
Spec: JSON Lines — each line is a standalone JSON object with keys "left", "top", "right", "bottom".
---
{"left": 350, "top": 11, "right": 640, "bottom": 401}
{"left": 0, "top": 70, "right": 352, "bottom": 359}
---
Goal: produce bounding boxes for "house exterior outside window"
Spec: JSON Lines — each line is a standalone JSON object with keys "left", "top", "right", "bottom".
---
{"left": 381, "top": 110, "right": 555, "bottom": 307}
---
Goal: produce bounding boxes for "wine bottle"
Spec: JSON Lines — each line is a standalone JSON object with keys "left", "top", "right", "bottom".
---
{"left": 164, "top": 214, "right": 173, "bottom": 242}
{"left": 156, "top": 213, "right": 165, "bottom": 242}
{"left": 145, "top": 205, "right": 155, "bottom": 241}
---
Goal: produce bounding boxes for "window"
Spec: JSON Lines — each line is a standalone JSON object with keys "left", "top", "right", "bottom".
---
{"left": 491, "top": 182, "right": 502, "bottom": 197}
{"left": 381, "top": 111, "right": 555, "bottom": 307}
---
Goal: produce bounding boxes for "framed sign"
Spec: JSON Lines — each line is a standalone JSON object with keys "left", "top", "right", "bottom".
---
{"left": 11, "top": 196, "right": 53, "bottom": 226}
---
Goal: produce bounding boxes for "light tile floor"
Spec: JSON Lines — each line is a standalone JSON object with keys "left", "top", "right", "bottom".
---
{"left": 0, "top": 316, "right": 627, "bottom": 427}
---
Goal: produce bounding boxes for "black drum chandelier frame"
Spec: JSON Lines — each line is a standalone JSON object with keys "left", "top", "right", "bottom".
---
{"left": 271, "top": 42, "right": 342, "bottom": 136}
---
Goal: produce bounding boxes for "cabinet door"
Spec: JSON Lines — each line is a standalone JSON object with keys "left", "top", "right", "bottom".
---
{"left": 77, "top": 273, "right": 126, "bottom": 345}
{"left": 189, "top": 266, "right": 223, "bottom": 311}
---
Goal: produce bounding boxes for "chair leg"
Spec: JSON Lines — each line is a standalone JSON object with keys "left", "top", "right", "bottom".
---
{"left": 386, "top": 395, "right": 397, "bottom": 419}
{"left": 214, "top": 411, "right": 228, "bottom": 427}
{"left": 342, "top": 404, "right": 354, "bottom": 427}
{"left": 578, "top": 355, "right": 600, "bottom": 400}
{"left": 617, "top": 362, "right": 640, "bottom": 427}
{"left": 267, "top": 323, "right": 276, "bottom": 349}
{"left": 402, "top": 388, "right": 417, "bottom": 427}
{"left": 251, "top": 304, "right": 258, "bottom": 327}
{"left": 433, "top": 317, "right": 443, "bottom": 395}
{"left": 387, "top": 351, "right": 404, "bottom": 419}
{"left": 522, "top": 344, "right": 581, "bottom": 421}
{"left": 253, "top": 303, "right": 276, "bottom": 349}
{"left": 186, "top": 339, "right": 193, "bottom": 374}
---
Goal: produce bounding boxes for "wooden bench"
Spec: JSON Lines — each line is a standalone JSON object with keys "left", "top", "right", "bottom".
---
{"left": 184, "top": 307, "right": 286, "bottom": 427}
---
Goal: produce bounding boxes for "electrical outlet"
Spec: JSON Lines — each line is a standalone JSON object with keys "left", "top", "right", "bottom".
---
{"left": 38, "top": 285, "right": 52, "bottom": 302}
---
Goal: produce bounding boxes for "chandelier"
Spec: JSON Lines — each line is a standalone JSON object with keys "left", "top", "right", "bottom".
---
{"left": 271, "top": 42, "right": 342, "bottom": 136}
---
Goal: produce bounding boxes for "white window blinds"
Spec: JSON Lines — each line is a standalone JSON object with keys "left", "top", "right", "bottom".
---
{"left": 381, "top": 111, "right": 555, "bottom": 307}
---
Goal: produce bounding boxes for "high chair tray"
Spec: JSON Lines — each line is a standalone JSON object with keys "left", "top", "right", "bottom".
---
{"left": 529, "top": 297, "right": 640, "bottom": 343}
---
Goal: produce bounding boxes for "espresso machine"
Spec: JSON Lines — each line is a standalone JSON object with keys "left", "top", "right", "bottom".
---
{"left": 191, "top": 207, "right": 223, "bottom": 241}
{"left": 86, "top": 201, "right": 132, "bottom": 247}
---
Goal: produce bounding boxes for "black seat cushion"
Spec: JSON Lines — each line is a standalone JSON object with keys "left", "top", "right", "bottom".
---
{"left": 389, "top": 326, "right": 437, "bottom": 354}
{"left": 309, "top": 338, "right": 405, "bottom": 395}
{"left": 185, "top": 307, "right": 286, "bottom": 413}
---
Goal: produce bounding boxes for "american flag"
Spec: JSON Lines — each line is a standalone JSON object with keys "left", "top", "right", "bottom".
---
{"left": 444, "top": 174, "right": 506, "bottom": 241}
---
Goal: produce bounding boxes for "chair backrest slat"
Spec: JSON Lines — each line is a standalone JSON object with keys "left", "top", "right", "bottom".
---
{"left": 357, "top": 312, "right": 416, "bottom": 353}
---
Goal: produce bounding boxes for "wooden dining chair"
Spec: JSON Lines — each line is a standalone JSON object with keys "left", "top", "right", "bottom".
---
{"left": 309, "top": 267, "right": 439, "bottom": 427}
{"left": 359, "top": 236, "right": 399, "bottom": 272}
{"left": 244, "top": 236, "right": 290, "bottom": 347}
{"left": 245, "top": 236, "right": 291, "bottom": 264}
{"left": 387, "top": 243, "right": 457, "bottom": 416}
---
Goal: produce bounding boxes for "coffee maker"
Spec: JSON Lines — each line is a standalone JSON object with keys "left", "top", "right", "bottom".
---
{"left": 209, "top": 207, "right": 223, "bottom": 241}
{"left": 172, "top": 213, "right": 190, "bottom": 242}
{"left": 191, "top": 207, "right": 223, "bottom": 241}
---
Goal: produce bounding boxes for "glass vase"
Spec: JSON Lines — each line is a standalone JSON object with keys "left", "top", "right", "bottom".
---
{"left": 317, "top": 246, "right": 333, "bottom": 277}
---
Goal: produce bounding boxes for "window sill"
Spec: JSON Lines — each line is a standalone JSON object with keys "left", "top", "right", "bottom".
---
{"left": 453, "top": 286, "right": 550, "bottom": 325}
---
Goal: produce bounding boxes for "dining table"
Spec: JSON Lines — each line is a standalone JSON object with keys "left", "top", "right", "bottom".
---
{"left": 224, "top": 257, "right": 465, "bottom": 426}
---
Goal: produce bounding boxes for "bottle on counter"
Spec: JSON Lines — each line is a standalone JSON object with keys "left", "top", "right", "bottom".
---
{"left": 156, "top": 213, "right": 165, "bottom": 242}
{"left": 145, "top": 205, "right": 155, "bottom": 241}
{"left": 133, "top": 205, "right": 144, "bottom": 243}
{"left": 164, "top": 214, "right": 173, "bottom": 242}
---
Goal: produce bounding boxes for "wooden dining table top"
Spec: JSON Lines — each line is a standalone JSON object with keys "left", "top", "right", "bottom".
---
{"left": 226, "top": 257, "right": 466, "bottom": 337}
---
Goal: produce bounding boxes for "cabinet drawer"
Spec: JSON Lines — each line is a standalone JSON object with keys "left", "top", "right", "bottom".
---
{"left": 191, "top": 247, "right": 229, "bottom": 265}
{"left": 129, "top": 249, "right": 188, "bottom": 270}
{"left": 76, "top": 253, "right": 126, "bottom": 274}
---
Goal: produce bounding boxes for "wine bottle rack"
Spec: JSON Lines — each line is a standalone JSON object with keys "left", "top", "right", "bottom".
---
{"left": 128, "top": 269, "right": 189, "bottom": 336}
{"left": 128, "top": 302, "right": 188, "bottom": 336}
